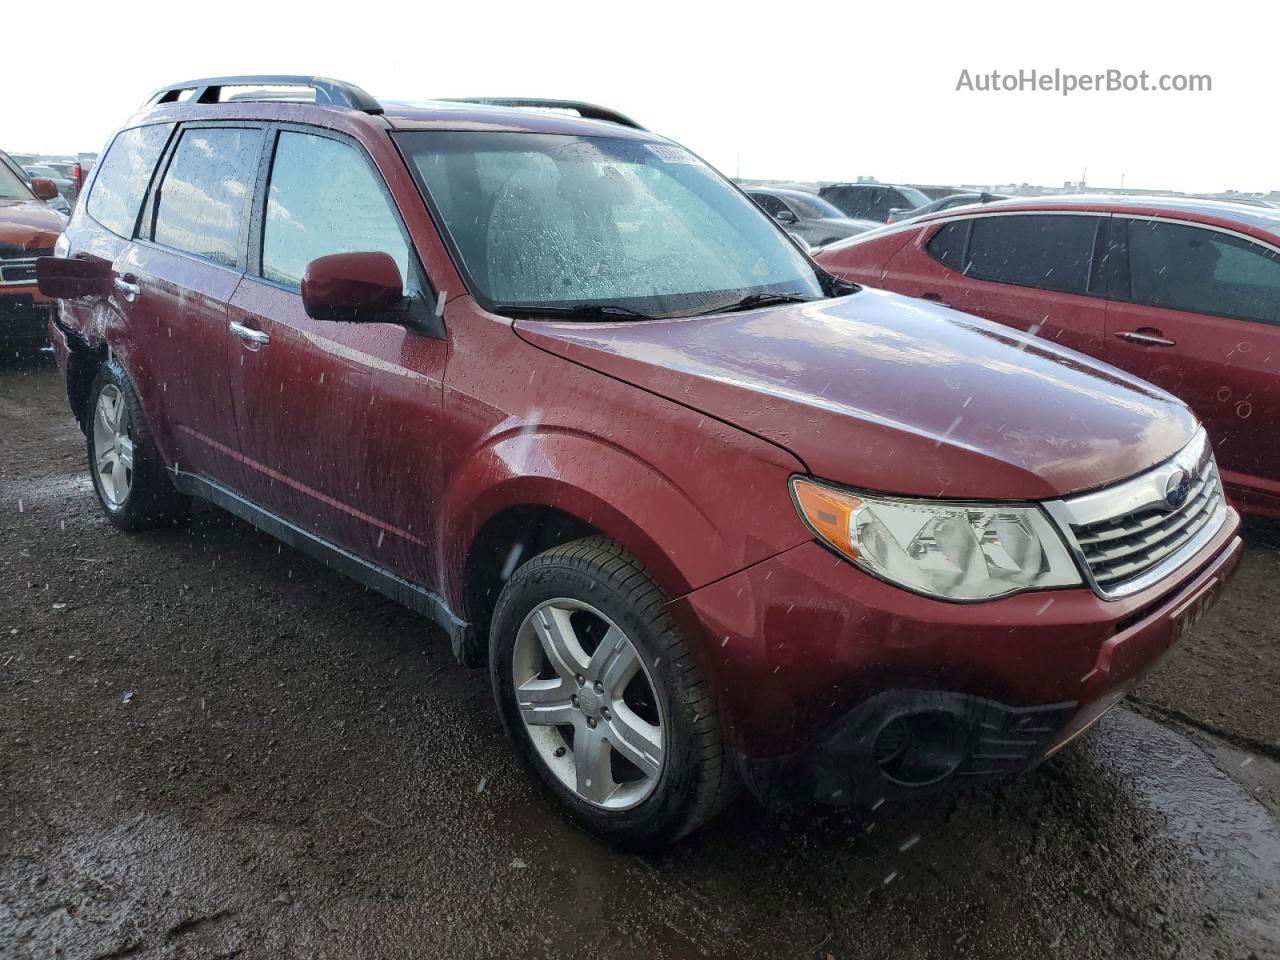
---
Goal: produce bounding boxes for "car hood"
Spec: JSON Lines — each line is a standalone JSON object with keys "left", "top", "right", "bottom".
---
{"left": 0, "top": 197, "right": 65, "bottom": 248}
{"left": 513, "top": 288, "right": 1198, "bottom": 501}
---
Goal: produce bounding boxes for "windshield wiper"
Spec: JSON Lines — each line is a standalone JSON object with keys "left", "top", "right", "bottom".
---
{"left": 498, "top": 302, "right": 658, "bottom": 321}
{"left": 701, "top": 292, "right": 820, "bottom": 315}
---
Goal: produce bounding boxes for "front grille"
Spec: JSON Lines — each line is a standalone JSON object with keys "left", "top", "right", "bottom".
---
{"left": 1072, "top": 459, "right": 1221, "bottom": 589}
{"left": 1047, "top": 430, "right": 1227, "bottom": 598}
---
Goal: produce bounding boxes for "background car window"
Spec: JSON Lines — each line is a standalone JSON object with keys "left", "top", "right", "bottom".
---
{"left": 924, "top": 220, "right": 970, "bottom": 270}
{"left": 750, "top": 193, "right": 788, "bottom": 217}
{"left": 86, "top": 124, "right": 172, "bottom": 238}
{"left": 153, "top": 127, "right": 262, "bottom": 267}
{"left": 1126, "top": 219, "right": 1280, "bottom": 324}
{"left": 821, "top": 186, "right": 872, "bottom": 218}
{"left": 787, "top": 193, "right": 844, "bottom": 219}
{"left": 0, "top": 162, "right": 31, "bottom": 199}
{"left": 964, "top": 214, "right": 1100, "bottom": 294}
{"left": 262, "top": 132, "right": 410, "bottom": 290}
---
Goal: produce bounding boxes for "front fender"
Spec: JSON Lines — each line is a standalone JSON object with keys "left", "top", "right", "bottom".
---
{"left": 438, "top": 424, "right": 746, "bottom": 611}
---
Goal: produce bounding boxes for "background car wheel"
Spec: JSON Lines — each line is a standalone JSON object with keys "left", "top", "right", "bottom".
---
{"left": 490, "top": 536, "right": 735, "bottom": 847}
{"left": 86, "top": 361, "right": 189, "bottom": 531}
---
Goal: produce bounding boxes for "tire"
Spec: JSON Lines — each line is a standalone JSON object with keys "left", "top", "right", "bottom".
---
{"left": 490, "top": 536, "right": 735, "bottom": 847}
{"left": 85, "top": 360, "right": 189, "bottom": 531}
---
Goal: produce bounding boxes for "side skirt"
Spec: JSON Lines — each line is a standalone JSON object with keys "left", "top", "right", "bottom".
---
{"left": 171, "top": 470, "right": 469, "bottom": 655}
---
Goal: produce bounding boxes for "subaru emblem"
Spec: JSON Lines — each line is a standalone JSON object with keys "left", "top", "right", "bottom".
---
{"left": 1164, "top": 469, "right": 1192, "bottom": 509}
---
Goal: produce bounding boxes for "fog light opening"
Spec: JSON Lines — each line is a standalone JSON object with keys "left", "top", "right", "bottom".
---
{"left": 874, "top": 711, "right": 966, "bottom": 787}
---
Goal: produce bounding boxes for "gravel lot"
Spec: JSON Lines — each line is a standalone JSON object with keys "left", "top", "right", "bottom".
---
{"left": 3, "top": 353, "right": 1279, "bottom": 960}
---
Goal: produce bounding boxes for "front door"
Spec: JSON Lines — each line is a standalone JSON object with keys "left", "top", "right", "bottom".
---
{"left": 227, "top": 127, "right": 448, "bottom": 583}
{"left": 1106, "top": 216, "right": 1280, "bottom": 509}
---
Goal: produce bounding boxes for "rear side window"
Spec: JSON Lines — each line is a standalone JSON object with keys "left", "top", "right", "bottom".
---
{"left": 925, "top": 220, "right": 970, "bottom": 270}
{"left": 86, "top": 124, "right": 172, "bottom": 238}
{"left": 1126, "top": 218, "right": 1280, "bottom": 324}
{"left": 261, "top": 131, "right": 410, "bottom": 290}
{"left": 153, "top": 127, "right": 263, "bottom": 267}
{"left": 964, "top": 214, "right": 1100, "bottom": 295}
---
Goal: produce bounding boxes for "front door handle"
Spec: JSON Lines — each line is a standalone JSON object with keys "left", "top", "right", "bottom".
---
{"left": 1115, "top": 330, "right": 1175, "bottom": 347}
{"left": 230, "top": 320, "right": 270, "bottom": 345}
{"left": 921, "top": 291, "right": 950, "bottom": 307}
{"left": 112, "top": 275, "right": 140, "bottom": 302}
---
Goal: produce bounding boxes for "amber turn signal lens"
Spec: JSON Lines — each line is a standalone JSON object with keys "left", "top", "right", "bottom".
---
{"left": 790, "top": 477, "right": 862, "bottom": 560}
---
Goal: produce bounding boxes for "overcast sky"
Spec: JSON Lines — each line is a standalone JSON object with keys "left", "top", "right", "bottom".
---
{"left": 6, "top": 0, "right": 1277, "bottom": 193}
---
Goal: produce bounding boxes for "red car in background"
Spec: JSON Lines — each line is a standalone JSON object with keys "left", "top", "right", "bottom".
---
{"left": 817, "top": 196, "right": 1280, "bottom": 518}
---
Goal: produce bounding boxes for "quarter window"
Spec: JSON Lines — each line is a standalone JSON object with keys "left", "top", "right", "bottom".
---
{"left": 86, "top": 124, "right": 173, "bottom": 239}
{"left": 963, "top": 214, "right": 1100, "bottom": 295}
{"left": 262, "top": 132, "right": 410, "bottom": 290}
{"left": 1125, "top": 219, "right": 1280, "bottom": 324}
{"left": 153, "top": 127, "right": 263, "bottom": 267}
{"left": 924, "top": 220, "right": 970, "bottom": 270}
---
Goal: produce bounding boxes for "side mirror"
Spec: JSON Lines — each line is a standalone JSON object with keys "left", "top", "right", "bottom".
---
{"left": 31, "top": 177, "right": 59, "bottom": 202}
{"left": 775, "top": 208, "right": 799, "bottom": 225}
{"left": 36, "top": 256, "right": 111, "bottom": 299}
{"left": 301, "top": 251, "right": 404, "bottom": 323}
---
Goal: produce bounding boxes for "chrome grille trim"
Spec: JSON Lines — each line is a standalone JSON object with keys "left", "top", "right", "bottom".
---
{"left": 0, "top": 258, "right": 40, "bottom": 286}
{"left": 1043, "top": 429, "right": 1228, "bottom": 599}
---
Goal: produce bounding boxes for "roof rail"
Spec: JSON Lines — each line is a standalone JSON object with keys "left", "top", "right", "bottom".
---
{"left": 145, "top": 76, "right": 383, "bottom": 115}
{"left": 438, "top": 98, "right": 643, "bottom": 130}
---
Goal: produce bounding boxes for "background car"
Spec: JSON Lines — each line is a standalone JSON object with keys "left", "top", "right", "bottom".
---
{"left": 887, "top": 190, "right": 1009, "bottom": 223}
{"left": 0, "top": 158, "right": 63, "bottom": 351}
{"left": 815, "top": 195, "right": 1280, "bottom": 518}
{"left": 818, "top": 182, "right": 932, "bottom": 222}
{"left": 746, "top": 187, "right": 879, "bottom": 247}
{"left": 2, "top": 150, "right": 71, "bottom": 216}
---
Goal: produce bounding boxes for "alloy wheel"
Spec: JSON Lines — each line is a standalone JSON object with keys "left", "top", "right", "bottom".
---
{"left": 512, "top": 598, "right": 666, "bottom": 810}
{"left": 92, "top": 384, "right": 134, "bottom": 508}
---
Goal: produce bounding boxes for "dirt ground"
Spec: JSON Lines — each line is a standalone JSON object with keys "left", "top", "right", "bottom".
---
{"left": 3, "top": 354, "right": 1279, "bottom": 960}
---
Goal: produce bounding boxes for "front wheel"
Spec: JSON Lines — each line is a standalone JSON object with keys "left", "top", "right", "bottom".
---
{"left": 490, "top": 537, "right": 735, "bottom": 847}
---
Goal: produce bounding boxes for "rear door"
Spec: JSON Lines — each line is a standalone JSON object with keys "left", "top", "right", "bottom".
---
{"left": 879, "top": 212, "right": 1111, "bottom": 358}
{"left": 115, "top": 123, "right": 265, "bottom": 487}
{"left": 1106, "top": 216, "right": 1280, "bottom": 506}
{"left": 227, "top": 126, "right": 448, "bottom": 583}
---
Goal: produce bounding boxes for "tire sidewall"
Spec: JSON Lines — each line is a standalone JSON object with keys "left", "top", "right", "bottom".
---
{"left": 490, "top": 557, "right": 704, "bottom": 846}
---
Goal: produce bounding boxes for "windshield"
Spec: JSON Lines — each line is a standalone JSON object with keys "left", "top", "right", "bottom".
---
{"left": 786, "top": 192, "right": 846, "bottom": 219}
{"left": 397, "top": 131, "right": 825, "bottom": 317}
{"left": 0, "top": 162, "right": 32, "bottom": 200}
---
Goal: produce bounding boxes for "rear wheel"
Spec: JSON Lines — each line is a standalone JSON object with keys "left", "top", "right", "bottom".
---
{"left": 86, "top": 362, "right": 188, "bottom": 530}
{"left": 490, "top": 537, "right": 735, "bottom": 847}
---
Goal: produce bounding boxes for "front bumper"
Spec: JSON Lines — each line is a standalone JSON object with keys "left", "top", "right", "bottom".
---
{"left": 670, "top": 508, "right": 1242, "bottom": 808}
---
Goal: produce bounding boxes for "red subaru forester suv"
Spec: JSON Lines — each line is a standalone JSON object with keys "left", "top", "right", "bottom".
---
{"left": 39, "top": 77, "right": 1242, "bottom": 846}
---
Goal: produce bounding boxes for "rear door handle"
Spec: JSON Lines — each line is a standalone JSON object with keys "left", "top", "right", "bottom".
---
{"left": 112, "top": 275, "right": 140, "bottom": 301}
{"left": 1115, "top": 330, "right": 1175, "bottom": 347}
{"left": 230, "top": 320, "right": 270, "bottom": 345}
{"left": 921, "top": 292, "right": 950, "bottom": 307}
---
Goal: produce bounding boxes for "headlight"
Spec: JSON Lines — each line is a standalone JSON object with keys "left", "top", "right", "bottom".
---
{"left": 790, "top": 477, "right": 1082, "bottom": 601}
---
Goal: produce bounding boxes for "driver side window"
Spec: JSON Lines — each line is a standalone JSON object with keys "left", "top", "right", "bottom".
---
{"left": 262, "top": 131, "right": 410, "bottom": 291}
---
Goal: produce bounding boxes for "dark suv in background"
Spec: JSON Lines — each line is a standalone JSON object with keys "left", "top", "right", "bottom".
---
{"left": 38, "top": 76, "right": 1240, "bottom": 846}
{"left": 818, "top": 181, "right": 932, "bottom": 223}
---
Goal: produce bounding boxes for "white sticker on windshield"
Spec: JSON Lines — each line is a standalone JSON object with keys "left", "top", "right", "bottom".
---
{"left": 646, "top": 143, "right": 701, "bottom": 165}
